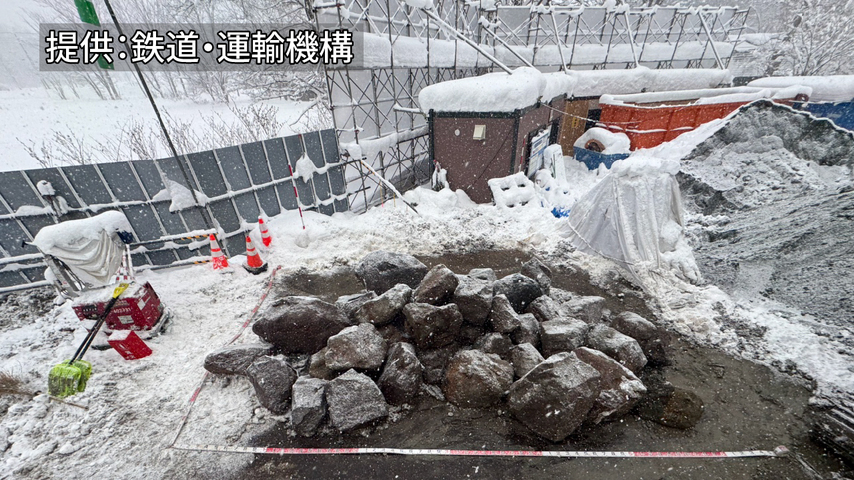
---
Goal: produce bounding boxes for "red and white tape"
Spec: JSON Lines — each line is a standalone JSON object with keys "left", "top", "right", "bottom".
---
{"left": 170, "top": 444, "right": 789, "bottom": 459}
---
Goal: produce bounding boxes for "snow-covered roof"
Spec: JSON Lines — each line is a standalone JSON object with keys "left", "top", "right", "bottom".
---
{"left": 569, "top": 67, "right": 732, "bottom": 98}
{"left": 419, "top": 67, "right": 574, "bottom": 113}
{"left": 747, "top": 76, "right": 854, "bottom": 103}
{"left": 600, "top": 85, "right": 812, "bottom": 107}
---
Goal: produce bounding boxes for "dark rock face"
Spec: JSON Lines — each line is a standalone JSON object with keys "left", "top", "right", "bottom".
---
{"left": 488, "top": 295, "right": 521, "bottom": 334}
{"left": 610, "top": 312, "right": 669, "bottom": 366}
{"left": 468, "top": 268, "right": 497, "bottom": 283}
{"left": 417, "top": 343, "right": 459, "bottom": 385}
{"left": 355, "top": 251, "right": 429, "bottom": 295}
{"left": 204, "top": 343, "right": 273, "bottom": 375}
{"left": 453, "top": 276, "right": 494, "bottom": 326}
{"left": 403, "top": 303, "right": 463, "bottom": 350}
{"left": 413, "top": 264, "right": 459, "bottom": 305}
{"left": 493, "top": 274, "right": 544, "bottom": 313}
{"left": 506, "top": 352, "right": 601, "bottom": 442}
{"left": 291, "top": 377, "right": 328, "bottom": 436}
{"left": 573, "top": 347, "right": 646, "bottom": 424}
{"left": 458, "top": 323, "right": 486, "bottom": 346}
{"left": 636, "top": 376, "right": 704, "bottom": 429}
{"left": 335, "top": 291, "right": 377, "bottom": 321}
{"left": 511, "top": 313, "right": 541, "bottom": 348}
{"left": 586, "top": 324, "right": 647, "bottom": 373}
{"left": 377, "top": 342, "right": 423, "bottom": 405}
{"left": 443, "top": 350, "right": 513, "bottom": 408}
{"left": 520, "top": 257, "right": 552, "bottom": 295}
{"left": 353, "top": 284, "right": 412, "bottom": 326}
{"left": 325, "top": 370, "right": 389, "bottom": 431}
{"left": 252, "top": 296, "right": 351, "bottom": 354}
{"left": 509, "top": 343, "right": 544, "bottom": 379}
{"left": 474, "top": 333, "right": 513, "bottom": 360}
{"left": 246, "top": 356, "right": 298, "bottom": 415}
{"left": 540, "top": 319, "right": 589, "bottom": 357}
{"left": 324, "top": 323, "right": 388, "bottom": 372}
{"left": 526, "top": 296, "right": 563, "bottom": 324}
{"left": 309, "top": 347, "right": 338, "bottom": 380}
{"left": 561, "top": 296, "right": 605, "bottom": 324}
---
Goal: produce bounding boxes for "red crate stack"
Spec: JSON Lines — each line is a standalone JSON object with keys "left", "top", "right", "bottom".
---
{"left": 72, "top": 282, "right": 163, "bottom": 331}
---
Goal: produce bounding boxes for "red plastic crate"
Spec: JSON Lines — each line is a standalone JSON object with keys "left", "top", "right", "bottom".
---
{"left": 107, "top": 330, "right": 152, "bottom": 360}
{"left": 72, "top": 282, "right": 163, "bottom": 331}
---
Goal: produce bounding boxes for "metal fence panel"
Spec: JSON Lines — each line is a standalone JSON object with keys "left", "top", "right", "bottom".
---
{"left": 123, "top": 204, "right": 168, "bottom": 242}
{"left": 256, "top": 186, "right": 281, "bottom": 217}
{"left": 25, "top": 168, "right": 80, "bottom": 209}
{"left": 284, "top": 135, "right": 303, "bottom": 169}
{"left": 97, "top": 163, "right": 147, "bottom": 202}
{"left": 0, "top": 171, "right": 43, "bottom": 211}
{"left": 233, "top": 192, "right": 261, "bottom": 221}
{"left": 208, "top": 199, "right": 241, "bottom": 234}
{"left": 0, "top": 219, "right": 35, "bottom": 256}
{"left": 187, "top": 151, "right": 228, "bottom": 198}
{"left": 242, "top": 142, "right": 272, "bottom": 185}
{"left": 61, "top": 165, "right": 112, "bottom": 206}
{"left": 275, "top": 183, "right": 298, "bottom": 211}
{"left": 264, "top": 138, "right": 291, "bottom": 179}
{"left": 131, "top": 160, "right": 166, "bottom": 198}
{"left": 216, "top": 146, "right": 252, "bottom": 190}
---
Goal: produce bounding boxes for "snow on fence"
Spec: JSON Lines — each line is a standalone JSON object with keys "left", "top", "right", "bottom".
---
{"left": 0, "top": 129, "right": 347, "bottom": 292}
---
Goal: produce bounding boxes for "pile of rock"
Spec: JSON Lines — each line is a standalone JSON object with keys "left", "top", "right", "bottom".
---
{"left": 204, "top": 251, "right": 686, "bottom": 441}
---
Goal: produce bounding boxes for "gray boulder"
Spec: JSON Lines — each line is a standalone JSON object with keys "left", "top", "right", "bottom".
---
{"left": 309, "top": 347, "right": 338, "bottom": 380}
{"left": 403, "top": 302, "right": 463, "bottom": 350}
{"left": 468, "top": 268, "right": 497, "bottom": 283}
{"left": 488, "top": 294, "right": 521, "bottom": 334}
{"left": 443, "top": 350, "right": 513, "bottom": 408}
{"left": 586, "top": 324, "right": 647, "bottom": 373}
{"left": 548, "top": 287, "right": 575, "bottom": 305}
{"left": 203, "top": 343, "right": 273, "bottom": 375}
{"left": 252, "top": 296, "right": 351, "bottom": 354}
{"left": 636, "top": 375, "right": 703, "bottom": 429}
{"left": 246, "top": 356, "right": 298, "bottom": 415}
{"left": 326, "top": 370, "right": 389, "bottom": 431}
{"left": 540, "top": 319, "right": 589, "bottom": 357}
{"left": 561, "top": 296, "right": 605, "bottom": 324}
{"left": 353, "top": 283, "right": 412, "bottom": 326}
{"left": 474, "top": 332, "right": 513, "bottom": 360}
{"left": 506, "top": 352, "right": 601, "bottom": 442}
{"left": 511, "top": 313, "right": 541, "bottom": 348}
{"left": 325, "top": 323, "right": 387, "bottom": 372}
{"left": 526, "top": 296, "right": 563, "bottom": 323}
{"left": 417, "top": 343, "right": 459, "bottom": 385}
{"left": 355, "top": 251, "right": 429, "bottom": 295}
{"left": 574, "top": 347, "right": 646, "bottom": 424}
{"left": 453, "top": 276, "right": 494, "bottom": 326}
{"left": 509, "top": 343, "right": 544, "bottom": 379}
{"left": 413, "top": 264, "right": 458, "bottom": 305}
{"left": 376, "top": 323, "right": 406, "bottom": 345}
{"left": 520, "top": 257, "right": 552, "bottom": 295}
{"left": 493, "top": 274, "right": 543, "bottom": 313}
{"left": 377, "top": 342, "right": 423, "bottom": 405}
{"left": 335, "top": 291, "right": 377, "bottom": 321}
{"left": 610, "top": 312, "right": 669, "bottom": 366}
{"left": 291, "top": 377, "right": 328, "bottom": 436}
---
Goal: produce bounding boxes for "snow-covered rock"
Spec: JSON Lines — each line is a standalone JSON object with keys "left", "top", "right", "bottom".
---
{"left": 309, "top": 347, "right": 338, "bottom": 380}
{"left": 586, "top": 324, "right": 647, "bottom": 373}
{"left": 561, "top": 296, "right": 605, "bottom": 324}
{"left": 377, "top": 342, "right": 423, "bottom": 405}
{"left": 520, "top": 257, "right": 552, "bottom": 295}
{"left": 291, "top": 377, "right": 328, "bottom": 437}
{"left": 488, "top": 294, "right": 521, "bottom": 334}
{"left": 493, "top": 273, "right": 543, "bottom": 313}
{"left": 540, "top": 319, "right": 589, "bottom": 357}
{"left": 355, "top": 251, "right": 429, "bottom": 295}
{"left": 509, "top": 343, "right": 544, "bottom": 379}
{"left": 203, "top": 343, "right": 273, "bottom": 376}
{"left": 412, "top": 264, "right": 458, "bottom": 305}
{"left": 468, "top": 268, "right": 497, "bottom": 283}
{"left": 526, "top": 295, "right": 563, "bottom": 323}
{"left": 336, "top": 291, "right": 378, "bottom": 321}
{"left": 253, "top": 296, "right": 351, "bottom": 354}
{"left": 443, "top": 350, "right": 513, "bottom": 408}
{"left": 325, "top": 323, "right": 387, "bottom": 372}
{"left": 574, "top": 347, "right": 646, "bottom": 424}
{"left": 353, "top": 283, "right": 411, "bottom": 326}
{"left": 511, "top": 313, "right": 541, "bottom": 348}
{"left": 507, "top": 352, "right": 601, "bottom": 442}
{"left": 403, "top": 302, "right": 463, "bottom": 350}
{"left": 453, "top": 275, "right": 494, "bottom": 326}
{"left": 326, "top": 370, "right": 389, "bottom": 431}
{"left": 246, "top": 356, "right": 298, "bottom": 415}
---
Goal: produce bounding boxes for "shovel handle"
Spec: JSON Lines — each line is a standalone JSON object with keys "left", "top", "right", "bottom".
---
{"left": 69, "top": 283, "right": 129, "bottom": 363}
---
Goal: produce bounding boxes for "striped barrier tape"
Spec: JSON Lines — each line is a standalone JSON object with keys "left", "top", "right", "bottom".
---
{"left": 169, "top": 265, "right": 282, "bottom": 447}
{"left": 170, "top": 444, "right": 790, "bottom": 459}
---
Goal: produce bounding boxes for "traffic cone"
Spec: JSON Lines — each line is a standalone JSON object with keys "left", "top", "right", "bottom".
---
{"left": 243, "top": 236, "right": 268, "bottom": 275}
{"left": 210, "top": 234, "right": 229, "bottom": 270}
{"left": 259, "top": 217, "right": 272, "bottom": 247}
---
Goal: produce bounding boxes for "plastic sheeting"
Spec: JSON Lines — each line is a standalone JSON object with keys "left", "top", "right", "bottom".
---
{"left": 559, "top": 157, "right": 700, "bottom": 283}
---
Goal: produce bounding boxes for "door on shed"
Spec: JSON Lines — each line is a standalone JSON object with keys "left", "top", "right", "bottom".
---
{"left": 558, "top": 99, "right": 590, "bottom": 156}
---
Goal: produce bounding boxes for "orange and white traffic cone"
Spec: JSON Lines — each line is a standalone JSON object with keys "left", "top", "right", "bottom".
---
{"left": 243, "top": 236, "right": 268, "bottom": 274}
{"left": 210, "top": 234, "right": 229, "bottom": 270}
{"left": 258, "top": 217, "right": 272, "bottom": 247}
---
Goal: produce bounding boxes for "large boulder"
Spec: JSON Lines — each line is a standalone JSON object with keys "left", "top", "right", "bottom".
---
{"left": 325, "top": 370, "right": 389, "bottom": 431}
{"left": 335, "top": 291, "right": 377, "bottom": 321}
{"left": 540, "top": 319, "right": 589, "bottom": 357}
{"left": 509, "top": 343, "right": 544, "bottom": 379}
{"left": 561, "top": 296, "right": 605, "bottom": 324}
{"left": 417, "top": 343, "right": 459, "bottom": 385}
{"left": 443, "top": 350, "right": 514, "bottom": 408}
{"left": 493, "top": 274, "right": 543, "bottom": 313}
{"left": 413, "top": 264, "right": 459, "bottom": 305}
{"left": 353, "top": 284, "right": 412, "bottom": 326}
{"left": 474, "top": 333, "right": 513, "bottom": 360}
{"left": 574, "top": 347, "right": 646, "bottom": 424}
{"left": 355, "top": 251, "right": 428, "bottom": 295}
{"left": 586, "top": 325, "right": 647, "bottom": 373}
{"left": 252, "top": 296, "right": 350, "bottom": 354}
{"left": 526, "top": 296, "right": 563, "bottom": 323}
{"left": 506, "top": 352, "right": 601, "bottom": 442}
{"left": 468, "top": 268, "right": 496, "bottom": 283}
{"left": 453, "top": 276, "right": 494, "bottom": 326}
{"left": 636, "top": 375, "right": 704, "bottom": 429}
{"left": 488, "top": 295, "right": 521, "bottom": 334}
{"left": 511, "top": 313, "right": 541, "bottom": 348}
{"left": 520, "top": 257, "right": 552, "bottom": 295}
{"left": 203, "top": 343, "right": 273, "bottom": 376}
{"left": 291, "top": 376, "right": 328, "bottom": 436}
{"left": 377, "top": 342, "right": 423, "bottom": 405}
{"left": 325, "top": 323, "right": 387, "bottom": 372}
{"left": 308, "top": 347, "right": 338, "bottom": 380}
{"left": 610, "top": 312, "right": 669, "bottom": 366}
{"left": 246, "top": 356, "right": 298, "bottom": 415}
{"left": 403, "top": 303, "right": 463, "bottom": 350}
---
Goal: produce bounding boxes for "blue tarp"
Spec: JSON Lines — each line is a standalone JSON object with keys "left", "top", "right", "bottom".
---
{"left": 796, "top": 101, "right": 854, "bottom": 131}
{"left": 574, "top": 147, "right": 630, "bottom": 170}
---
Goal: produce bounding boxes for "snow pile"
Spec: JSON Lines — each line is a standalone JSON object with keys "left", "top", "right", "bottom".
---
{"left": 31, "top": 211, "right": 130, "bottom": 253}
{"left": 748, "top": 75, "right": 854, "bottom": 103}
{"left": 152, "top": 179, "right": 210, "bottom": 213}
{"left": 600, "top": 86, "right": 812, "bottom": 107}
{"left": 294, "top": 152, "right": 320, "bottom": 183}
{"left": 574, "top": 127, "right": 630, "bottom": 154}
{"left": 419, "top": 67, "right": 574, "bottom": 113}
{"left": 568, "top": 67, "right": 731, "bottom": 98}
{"left": 488, "top": 172, "right": 541, "bottom": 209}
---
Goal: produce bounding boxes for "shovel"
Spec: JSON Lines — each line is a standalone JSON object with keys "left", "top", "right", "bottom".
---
{"left": 48, "top": 283, "right": 129, "bottom": 398}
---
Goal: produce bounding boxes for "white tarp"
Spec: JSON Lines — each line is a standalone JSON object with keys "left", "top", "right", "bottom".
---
{"left": 559, "top": 156, "right": 700, "bottom": 283}
{"left": 31, "top": 210, "right": 131, "bottom": 286}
